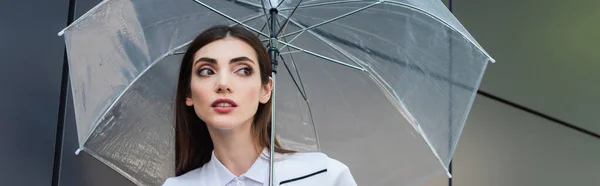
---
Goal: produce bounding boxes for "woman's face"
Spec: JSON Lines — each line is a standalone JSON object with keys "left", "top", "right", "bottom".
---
{"left": 186, "top": 36, "right": 272, "bottom": 130}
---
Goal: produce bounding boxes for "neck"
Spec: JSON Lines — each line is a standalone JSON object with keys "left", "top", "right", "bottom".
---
{"left": 208, "top": 120, "right": 261, "bottom": 176}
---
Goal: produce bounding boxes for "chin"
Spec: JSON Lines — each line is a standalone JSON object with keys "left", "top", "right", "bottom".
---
{"left": 204, "top": 117, "right": 246, "bottom": 130}
{"left": 207, "top": 122, "right": 239, "bottom": 130}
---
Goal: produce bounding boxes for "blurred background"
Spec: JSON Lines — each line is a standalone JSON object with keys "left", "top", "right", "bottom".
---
{"left": 1, "top": 0, "right": 598, "bottom": 185}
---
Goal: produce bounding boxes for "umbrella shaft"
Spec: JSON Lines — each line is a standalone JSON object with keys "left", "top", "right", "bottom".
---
{"left": 269, "top": 8, "right": 279, "bottom": 73}
{"left": 269, "top": 72, "right": 276, "bottom": 186}
{"left": 269, "top": 8, "right": 278, "bottom": 186}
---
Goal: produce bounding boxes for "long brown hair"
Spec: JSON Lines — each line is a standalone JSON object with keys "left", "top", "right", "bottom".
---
{"left": 174, "top": 25, "right": 294, "bottom": 176}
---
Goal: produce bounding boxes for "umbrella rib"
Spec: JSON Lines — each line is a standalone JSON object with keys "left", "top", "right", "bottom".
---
{"left": 169, "top": 12, "right": 265, "bottom": 56}
{"left": 276, "top": 16, "right": 334, "bottom": 103}
{"left": 235, "top": 0, "right": 263, "bottom": 9}
{"left": 278, "top": 0, "right": 367, "bottom": 11}
{"left": 278, "top": 55, "right": 306, "bottom": 100}
{"left": 192, "top": 0, "right": 269, "bottom": 38}
{"left": 278, "top": 41, "right": 365, "bottom": 72}
{"left": 281, "top": 20, "right": 406, "bottom": 120}
{"left": 285, "top": 14, "right": 478, "bottom": 91}
{"left": 275, "top": 0, "right": 303, "bottom": 37}
{"left": 275, "top": 19, "right": 307, "bottom": 101}
{"left": 58, "top": 0, "right": 111, "bottom": 36}
{"left": 234, "top": 0, "right": 366, "bottom": 12}
{"left": 281, "top": 46, "right": 322, "bottom": 154}
{"left": 258, "top": 0, "right": 273, "bottom": 36}
{"left": 299, "top": 18, "right": 418, "bottom": 117}
{"left": 303, "top": 98, "right": 321, "bottom": 151}
{"left": 281, "top": 17, "right": 364, "bottom": 67}
{"left": 284, "top": 15, "right": 417, "bottom": 129}
{"left": 275, "top": 15, "right": 365, "bottom": 72}
{"left": 276, "top": 18, "right": 321, "bottom": 151}
{"left": 382, "top": 0, "right": 494, "bottom": 62}
{"left": 280, "top": 50, "right": 301, "bottom": 55}
{"left": 276, "top": 1, "right": 379, "bottom": 45}
{"left": 280, "top": 1, "right": 381, "bottom": 39}
{"left": 235, "top": 13, "right": 267, "bottom": 27}
{"left": 257, "top": 17, "right": 270, "bottom": 39}
{"left": 278, "top": 1, "right": 376, "bottom": 48}
{"left": 275, "top": 0, "right": 286, "bottom": 9}
{"left": 286, "top": 12, "right": 454, "bottom": 174}
{"left": 277, "top": 28, "right": 304, "bottom": 51}
{"left": 272, "top": 37, "right": 367, "bottom": 153}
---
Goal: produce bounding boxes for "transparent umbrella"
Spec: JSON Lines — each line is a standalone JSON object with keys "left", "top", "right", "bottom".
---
{"left": 58, "top": 0, "right": 494, "bottom": 185}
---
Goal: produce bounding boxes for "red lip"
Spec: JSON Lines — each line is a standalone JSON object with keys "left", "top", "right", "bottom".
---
{"left": 211, "top": 98, "right": 237, "bottom": 113}
{"left": 211, "top": 98, "right": 238, "bottom": 107}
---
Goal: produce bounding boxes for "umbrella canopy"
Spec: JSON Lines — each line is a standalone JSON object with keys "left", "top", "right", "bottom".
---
{"left": 59, "top": 0, "right": 494, "bottom": 185}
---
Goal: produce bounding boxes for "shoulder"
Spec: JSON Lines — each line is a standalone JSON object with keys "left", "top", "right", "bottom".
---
{"left": 281, "top": 151, "right": 328, "bottom": 162}
{"left": 325, "top": 156, "right": 357, "bottom": 186}
{"left": 325, "top": 156, "right": 350, "bottom": 175}
{"left": 277, "top": 151, "right": 329, "bottom": 172}
{"left": 161, "top": 167, "right": 205, "bottom": 186}
{"left": 282, "top": 152, "right": 349, "bottom": 172}
{"left": 281, "top": 152, "right": 357, "bottom": 186}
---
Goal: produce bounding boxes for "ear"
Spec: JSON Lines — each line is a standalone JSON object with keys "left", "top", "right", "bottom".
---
{"left": 185, "top": 97, "right": 194, "bottom": 106}
{"left": 259, "top": 77, "right": 273, "bottom": 104}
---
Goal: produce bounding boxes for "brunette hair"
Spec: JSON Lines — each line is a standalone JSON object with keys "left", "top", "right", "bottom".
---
{"left": 174, "top": 25, "right": 293, "bottom": 176}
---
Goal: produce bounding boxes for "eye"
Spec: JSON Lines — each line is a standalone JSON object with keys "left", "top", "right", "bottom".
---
{"left": 197, "top": 67, "right": 215, "bottom": 76}
{"left": 235, "top": 67, "right": 253, "bottom": 76}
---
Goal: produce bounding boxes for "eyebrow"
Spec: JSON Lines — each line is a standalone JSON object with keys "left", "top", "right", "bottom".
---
{"left": 194, "top": 56, "right": 255, "bottom": 65}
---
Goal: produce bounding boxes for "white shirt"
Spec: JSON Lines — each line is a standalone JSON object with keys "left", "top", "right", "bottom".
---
{"left": 162, "top": 149, "right": 356, "bottom": 186}
{"left": 213, "top": 150, "right": 267, "bottom": 186}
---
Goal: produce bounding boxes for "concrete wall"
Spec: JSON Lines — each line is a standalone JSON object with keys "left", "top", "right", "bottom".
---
{"left": 0, "top": 0, "right": 68, "bottom": 185}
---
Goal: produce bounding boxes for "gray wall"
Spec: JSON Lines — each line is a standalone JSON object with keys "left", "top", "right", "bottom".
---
{"left": 454, "top": 0, "right": 600, "bottom": 135}
{"left": 1, "top": 0, "right": 598, "bottom": 186}
{"left": 423, "top": 0, "right": 600, "bottom": 185}
{"left": 454, "top": 96, "right": 600, "bottom": 186}
{"left": 0, "top": 0, "right": 68, "bottom": 185}
{"left": 422, "top": 94, "right": 600, "bottom": 186}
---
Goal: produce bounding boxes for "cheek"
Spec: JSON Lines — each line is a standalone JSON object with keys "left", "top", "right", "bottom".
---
{"left": 246, "top": 82, "right": 262, "bottom": 100}
{"left": 189, "top": 80, "right": 212, "bottom": 105}
{"left": 240, "top": 83, "right": 263, "bottom": 109}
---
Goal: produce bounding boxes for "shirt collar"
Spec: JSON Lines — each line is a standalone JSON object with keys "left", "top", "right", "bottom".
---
{"left": 209, "top": 149, "right": 271, "bottom": 185}
{"left": 209, "top": 151, "right": 236, "bottom": 185}
{"left": 244, "top": 149, "right": 270, "bottom": 183}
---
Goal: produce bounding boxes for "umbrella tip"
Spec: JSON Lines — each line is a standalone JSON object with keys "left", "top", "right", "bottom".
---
{"left": 75, "top": 148, "right": 82, "bottom": 155}
{"left": 58, "top": 30, "right": 64, "bottom": 36}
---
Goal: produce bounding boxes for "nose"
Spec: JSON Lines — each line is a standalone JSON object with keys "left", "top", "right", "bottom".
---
{"left": 216, "top": 72, "right": 232, "bottom": 93}
{"left": 217, "top": 85, "right": 231, "bottom": 93}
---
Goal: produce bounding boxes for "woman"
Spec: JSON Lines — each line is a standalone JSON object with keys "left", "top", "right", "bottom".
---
{"left": 162, "top": 25, "right": 357, "bottom": 186}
